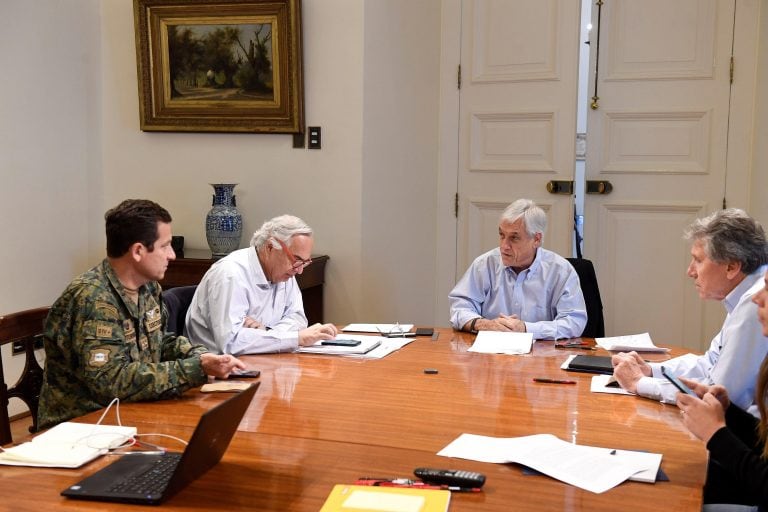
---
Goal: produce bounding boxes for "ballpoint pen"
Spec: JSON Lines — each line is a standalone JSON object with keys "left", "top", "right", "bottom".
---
{"left": 532, "top": 377, "right": 577, "bottom": 385}
{"left": 555, "top": 344, "right": 596, "bottom": 351}
{"left": 355, "top": 479, "right": 481, "bottom": 492}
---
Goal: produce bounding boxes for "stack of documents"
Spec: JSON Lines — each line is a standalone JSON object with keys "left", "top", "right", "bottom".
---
{"left": 297, "top": 335, "right": 382, "bottom": 355}
{"left": 0, "top": 422, "right": 137, "bottom": 468}
{"left": 468, "top": 331, "right": 533, "bottom": 355}
{"left": 297, "top": 334, "right": 415, "bottom": 359}
{"left": 437, "top": 433, "right": 662, "bottom": 493}
{"left": 595, "top": 333, "right": 669, "bottom": 353}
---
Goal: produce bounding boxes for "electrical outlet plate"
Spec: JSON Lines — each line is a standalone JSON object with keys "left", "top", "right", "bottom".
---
{"left": 308, "top": 126, "right": 321, "bottom": 149}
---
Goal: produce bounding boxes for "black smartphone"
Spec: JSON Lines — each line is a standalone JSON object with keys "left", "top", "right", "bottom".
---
{"left": 660, "top": 366, "right": 696, "bottom": 396}
{"left": 228, "top": 369, "right": 261, "bottom": 379}
{"left": 320, "top": 339, "right": 361, "bottom": 347}
{"left": 415, "top": 328, "right": 434, "bottom": 336}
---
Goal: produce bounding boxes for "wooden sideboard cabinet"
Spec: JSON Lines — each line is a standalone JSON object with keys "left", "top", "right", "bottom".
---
{"left": 160, "top": 249, "right": 329, "bottom": 325}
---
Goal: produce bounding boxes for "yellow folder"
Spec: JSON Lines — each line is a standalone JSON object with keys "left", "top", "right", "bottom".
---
{"left": 319, "top": 484, "right": 451, "bottom": 512}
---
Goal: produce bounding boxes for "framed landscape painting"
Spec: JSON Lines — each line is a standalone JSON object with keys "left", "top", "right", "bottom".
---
{"left": 133, "top": 0, "right": 304, "bottom": 133}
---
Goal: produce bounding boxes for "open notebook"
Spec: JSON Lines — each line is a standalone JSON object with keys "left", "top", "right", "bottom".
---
{"left": 0, "top": 422, "right": 137, "bottom": 468}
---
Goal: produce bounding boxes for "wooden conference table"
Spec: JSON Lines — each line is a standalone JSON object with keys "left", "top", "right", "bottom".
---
{"left": 0, "top": 329, "right": 706, "bottom": 511}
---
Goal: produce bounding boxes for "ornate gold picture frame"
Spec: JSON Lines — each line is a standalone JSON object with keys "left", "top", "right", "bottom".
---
{"left": 133, "top": 0, "right": 303, "bottom": 133}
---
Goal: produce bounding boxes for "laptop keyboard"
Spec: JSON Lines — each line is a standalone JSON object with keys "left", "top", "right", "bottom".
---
{"left": 108, "top": 453, "right": 182, "bottom": 495}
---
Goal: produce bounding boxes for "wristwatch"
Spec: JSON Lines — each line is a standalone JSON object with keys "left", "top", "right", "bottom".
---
{"left": 468, "top": 318, "right": 479, "bottom": 334}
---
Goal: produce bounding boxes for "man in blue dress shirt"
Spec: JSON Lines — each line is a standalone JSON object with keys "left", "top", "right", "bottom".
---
{"left": 612, "top": 209, "right": 768, "bottom": 416}
{"left": 449, "top": 199, "right": 587, "bottom": 340}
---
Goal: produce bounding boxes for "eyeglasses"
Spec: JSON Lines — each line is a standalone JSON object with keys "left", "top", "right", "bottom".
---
{"left": 275, "top": 238, "right": 312, "bottom": 271}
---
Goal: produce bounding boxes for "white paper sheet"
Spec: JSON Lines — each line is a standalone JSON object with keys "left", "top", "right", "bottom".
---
{"left": 437, "top": 433, "right": 661, "bottom": 493}
{"left": 297, "top": 335, "right": 383, "bottom": 355}
{"left": 296, "top": 335, "right": 415, "bottom": 359}
{"left": 595, "top": 333, "right": 670, "bottom": 353}
{"left": 341, "top": 323, "right": 415, "bottom": 333}
{"left": 467, "top": 331, "right": 533, "bottom": 355}
{"left": 590, "top": 374, "right": 634, "bottom": 396}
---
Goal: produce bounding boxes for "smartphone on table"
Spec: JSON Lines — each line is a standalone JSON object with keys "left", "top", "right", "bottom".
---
{"left": 660, "top": 366, "right": 697, "bottom": 396}
{"left": 320, "top": 339, "right": 362, "bottom": 347}
{"left": 228, "top": 369, "right": 261, "bottom": 379}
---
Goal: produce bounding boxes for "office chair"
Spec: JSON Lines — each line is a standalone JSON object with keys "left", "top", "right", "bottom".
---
{"left": 0, "top": 307, "right": 50, "bottom": 445}
{"left": 566, "top": 258, "right": 605, "bottom": 338}
{"left": 162, "top": 286, "right": 197, "bottom": 336}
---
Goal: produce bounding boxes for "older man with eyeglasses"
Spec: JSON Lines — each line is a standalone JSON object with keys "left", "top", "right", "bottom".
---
{"left": 186, "top": 214, "right": 338, "bottom": 355}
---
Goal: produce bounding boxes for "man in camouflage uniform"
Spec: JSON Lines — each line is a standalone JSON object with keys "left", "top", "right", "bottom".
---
{"left": 38, "top": 199, "right": 245, "bottom": 430}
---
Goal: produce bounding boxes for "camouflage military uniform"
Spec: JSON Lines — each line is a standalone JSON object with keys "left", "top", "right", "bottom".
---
{"left": 38, "top": 259, "right": 208, "bottom": 430}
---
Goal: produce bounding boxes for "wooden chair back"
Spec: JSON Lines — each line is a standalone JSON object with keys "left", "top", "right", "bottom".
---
{"left": 0, "top": 307, "right": 49, "bottom": 445}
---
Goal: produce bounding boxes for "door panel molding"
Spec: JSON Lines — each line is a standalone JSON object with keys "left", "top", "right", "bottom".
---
{"left": 594, "top": 201, "right": 706, "bottom": 347}
{"left": 601, "top": 110, "right": 711, "bottom": 174}
{"left": 470, "top": 111, "right": 556, "bottom": 172}
{"left": 605, "top": 0, "right": 717, "bottom": 81}
{"left": 471, "top": 0, "right": 562, "bottom": 83}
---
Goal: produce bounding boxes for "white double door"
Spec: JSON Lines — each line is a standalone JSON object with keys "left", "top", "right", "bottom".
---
{"left": 448, "top": 0, "right": 751, "bottom": 349}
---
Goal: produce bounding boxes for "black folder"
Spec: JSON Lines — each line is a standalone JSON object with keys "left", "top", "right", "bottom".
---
{"left": 565, "top": 355, "right": 614, "bottom": 375}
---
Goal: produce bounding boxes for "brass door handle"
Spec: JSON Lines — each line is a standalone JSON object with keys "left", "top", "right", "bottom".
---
{"left": 546, "top": 180, "right": 574, "bottom": 194}
{"left": 586, "top": 180, "right": 612, "bottom": 194}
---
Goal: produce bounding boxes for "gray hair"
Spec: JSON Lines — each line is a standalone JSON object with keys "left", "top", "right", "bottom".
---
{"left": 684, "top": 208, "right": 768, "bottom": 274}
{"left": 500, "top": 199, "right": 547, "bottom": 238}
{"left": 250, "top": 214, "right": 313, "bottom": 250}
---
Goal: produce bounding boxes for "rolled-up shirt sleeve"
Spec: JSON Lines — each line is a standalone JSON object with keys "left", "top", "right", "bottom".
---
{"left": 185, "top": 248, "right": 308, "bottom": 356}
{"left": 640, "top": 269, "right": 768, "bottom": 414}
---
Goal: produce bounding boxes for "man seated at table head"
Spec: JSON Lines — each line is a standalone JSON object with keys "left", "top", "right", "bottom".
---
{"left": 38, "top": 199, "right": 244, "bottom": 430}
{"left": 185, "top": 214, "right": 338, "bottom": 356}
{"left": 612, "top": 208, "right": 768, "bottom": 414}
{"left": 448, "top": 198, "right": 587, "bottom": 340}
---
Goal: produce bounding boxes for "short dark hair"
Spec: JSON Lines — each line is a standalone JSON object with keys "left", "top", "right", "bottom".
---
{"left": 105, "top": 199, "right": 172, "bottom": 257}
{"left": 684, "top": 208, "right": 768, "bottom": 274}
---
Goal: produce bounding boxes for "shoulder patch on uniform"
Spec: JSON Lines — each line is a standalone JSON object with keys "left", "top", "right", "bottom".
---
{"left": 88, "top": 349, "right": 110, "bottom": 367}
{"left": 95, "top": 301, "right": 118, "bottom": 319}
{"left": 95, "top": 322, "right": 113, "bottom": 338}
{"left": 145, "top": 305, "right": 163, "bottom": 333}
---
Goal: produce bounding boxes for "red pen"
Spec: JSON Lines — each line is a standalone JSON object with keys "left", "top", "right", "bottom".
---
{"left": 532, "top": 377, "right": 576, "bottom": 385}
{"left": 355, "top": 479, "right": 481, "bottom": 492}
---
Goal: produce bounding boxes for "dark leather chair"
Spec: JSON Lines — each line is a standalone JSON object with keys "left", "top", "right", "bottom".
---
{"left": 0, "top": 307, "right": 50, "bottom": 445}
{"left": 567, "top": 258, "right": 605, "bottom": 338}
{"left": 162, "top": 286, "right": 197, "bottom": 336}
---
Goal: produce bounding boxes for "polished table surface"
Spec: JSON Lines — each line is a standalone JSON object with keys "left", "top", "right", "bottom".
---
{"left": 0, "top": 330, "right": 706, "bottom": 511}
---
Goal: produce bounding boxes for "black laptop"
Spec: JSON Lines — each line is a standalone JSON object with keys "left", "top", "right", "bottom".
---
{"left": 61, "top": 382, "right": 259, "bottom": 505}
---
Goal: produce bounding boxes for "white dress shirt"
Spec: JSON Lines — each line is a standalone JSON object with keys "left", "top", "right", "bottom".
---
{"left": 637, "top": 266, "right": 768, "bottom": 416}
{"left": 448, "top": 247, "right": 587, "bottom": 339}
{"left": 185, "top": 247, "right": 308, "bottom": 355}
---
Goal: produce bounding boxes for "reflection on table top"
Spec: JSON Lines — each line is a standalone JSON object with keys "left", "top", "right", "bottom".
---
{"left": 0, "top": 329, "right": 706, "bottom": 511}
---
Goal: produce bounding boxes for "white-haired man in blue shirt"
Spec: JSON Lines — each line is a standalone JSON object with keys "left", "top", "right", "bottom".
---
{"left": 449, "top": 199, "right": 587, "bottom": 340}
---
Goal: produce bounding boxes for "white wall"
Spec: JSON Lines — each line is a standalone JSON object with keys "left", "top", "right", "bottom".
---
{"left": 751, "top": 1, "right": 768, "bottom": 227}
{"left": 100, "top": 0, "right": 369, "bottom": 323}
{"left": 361, "top": 0, "right": 441, "bottom": 324}
{"left": 98, "top": 0, "right": 441, "bottom": 326}
{"left": 0, "top": 0, "right": 101, "bottom": 415}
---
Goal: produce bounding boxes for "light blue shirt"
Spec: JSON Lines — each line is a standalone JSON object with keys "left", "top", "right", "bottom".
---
{"left": 448, "top": 247, "right": 587, "bottom": 339}
{"left": 638, "top": 265, "right": 768, "bottom": 417}
{"left": 185, "top": 247, "right": 308, "bottom": 355}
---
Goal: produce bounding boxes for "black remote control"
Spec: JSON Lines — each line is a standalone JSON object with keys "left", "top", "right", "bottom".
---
{"left": 414, "top": 468, "right": 486, "bottom": 488}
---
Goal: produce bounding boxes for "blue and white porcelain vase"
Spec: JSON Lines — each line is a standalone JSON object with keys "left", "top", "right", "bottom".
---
{"left": 205, "top": 183, "right": 243, "bottom": 257}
